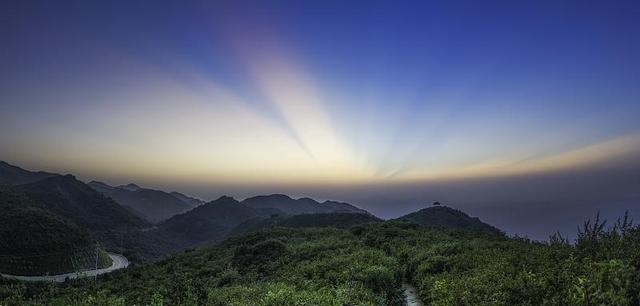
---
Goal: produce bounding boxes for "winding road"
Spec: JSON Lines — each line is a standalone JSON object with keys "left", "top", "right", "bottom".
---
{"left": 0, "top": 253, "right": 128, "bottom": 283}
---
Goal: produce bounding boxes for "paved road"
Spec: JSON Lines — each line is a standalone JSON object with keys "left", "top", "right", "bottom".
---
{"left": 0, "top": 253, "right": 129, "bottom": 283}
{"left": 403, "top": 283, "right": 423, "bottom": 306}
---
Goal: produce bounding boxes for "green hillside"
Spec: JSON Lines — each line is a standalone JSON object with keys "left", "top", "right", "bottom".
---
{"left": 0, "top": 187, "right": 111, "bottom": 276}
{"left": 7, "top": 175, "right": 161, "bottom": 263}
{"left": 5, "top": 213, "right": 639, "bottom": 305}
{"left": 230, "top": 212, "right": 381, "bottom": 237}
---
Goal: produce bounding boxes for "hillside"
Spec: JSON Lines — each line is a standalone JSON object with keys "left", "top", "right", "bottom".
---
{"left": 0, "top": 161, "right": 56, "bottom": 186}
{"left": 242, "top": 194, "right": 369, "bottom": 215}
{"left": 396, "top": 205, "right": 503, "bottom": 235}
{"left": 16, "top": 175, "right": 148, "bottom": 231}
{"left": 89, "top": 181, "right": 193, "bottom": 223}
{"left": 157, "top": 196, "right": 258, "bottom": 246}
{"left": 230, "top": 212, "right": 382, "bottom": 236}
{"left": 5, "top": 207, "right": 640, "bottom": 305}
{"left": 0, "top": 187, "right": 111, "bottom": 276}
{"left": 36, "top": 227, "right": 405, "bottom": 305}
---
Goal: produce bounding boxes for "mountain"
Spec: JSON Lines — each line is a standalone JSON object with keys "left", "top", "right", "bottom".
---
{"left": 119, "top": 183, "right": 141, "bottom": 191}
{"left": 155, "top": 195, "right": 373, "bottom": 252}
{"left": 170, "top": 191, "right": 205, "bottom": 207}
{"left": 0, "top": 186, "right": 112, "bottom": 276}
{"left": 17, "top": 175, "right": 148, "bottom": 231}
{"left": 242, "top": 194, "right": 370, "bottom": 215}
{"left": 230, "top": 212, "right": 382, "bottom": 237}
{"left": 320, "top": 200, "right": 371, "bottom": 215}
{"left": 0, "top": 161, "right": 56, "bottom": 185}
{"left": 158, "top": 196, "right": 258, "bottom": 246}
{"left": 396, "top": 205, "right": 503, "bottom": 235}
{"left": 89, "top": 181, "right": 193, "bottom": 223}
{"left": 13, "top": 176, "right": 189, "bottom": 261}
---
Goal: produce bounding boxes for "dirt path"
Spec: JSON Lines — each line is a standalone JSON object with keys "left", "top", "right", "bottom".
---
{"left": 0, "top": 253, "right": 128, "bottom": 282}
{"left": 403, "top": 282, "right": 423, "bottom": 306}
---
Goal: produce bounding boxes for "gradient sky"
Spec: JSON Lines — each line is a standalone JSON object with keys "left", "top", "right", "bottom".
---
{"left": 1, "top": 1, "right": 639, "bottom": 239}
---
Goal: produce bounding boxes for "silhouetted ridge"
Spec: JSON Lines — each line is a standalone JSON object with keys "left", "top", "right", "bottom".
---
{"left": 89, "top": 181, "right": 192, "bottom": 223}
{"left": 0, "top": 161, "right": 56, "bottom": 185}
{"left": 118, "top": 183, "right": 141, "bottom": 191}
{"left": 17, "top": 175, "right": 148, "bottom": 231}
{"left": 322, "top": 200, "right": 371, "bottom": 215}
{"left": 242, "top": 194, "right": 370, "bottom": 215}
{"left": 170, "top": 191, "right": 204, "bottom": 207}
{"left": 396, "top": 205, "right": 503, "bottom": 235}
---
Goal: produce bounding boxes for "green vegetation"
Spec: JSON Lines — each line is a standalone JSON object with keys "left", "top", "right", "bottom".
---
{"left": 2, "top": 211, "right": 639, "bottom": 305}
{"left": 367, "top": 217, "right": 640, "bottom": 305}
{"left": 0, "top": 228, "right": 404, "bottom": 305}
{"left": 0, "top": 187, "right": 112, "bottom": 276}
{"left": 230, "top": 212, "right": 381, "bottom": 237}
{"left": 8, "top": 175, "right": 168, "bottom": 262}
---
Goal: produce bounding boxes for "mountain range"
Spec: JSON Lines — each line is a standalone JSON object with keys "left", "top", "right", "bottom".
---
{"left": 88, "top": 181, "right": 196, "bottom": 223}
{"left": 0, "top": 161, "right": 378, "bottom": 260}
{"left": 0, "top": 160, "right": 502, "bottom": 275}
{"left": 242, "top": 194, "right": 370, "bottom": 215}
{"left": 148, "top": 194, "right": 375, "bottom": 248}
{"left": 16, "top": 175, "right": 148, "bottom": 231}
{"left": 157, "top": 196, "right": 258, "bottom": 246}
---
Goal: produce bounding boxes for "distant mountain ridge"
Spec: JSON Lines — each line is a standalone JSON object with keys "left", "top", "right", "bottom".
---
{"left": 152, "top": 194, "right": 375, "bottom": 250}
{"left": 17, "top": 175, "right": 148, "bottom": 231}
{"left": 0, "top": 160, "right": 386, "bottom": 259}
{"left": 396, "top": 205, "right": 503, "bottom": 235}
{"left": 170, "top": 191, "right": 205, "bottom": 208}
{"left": 88, "top": 181, "right": 195, "bottom": 223}
{"left": 0, "top": 161, "right": 56, "bottom": 185}
{"left": 242, "top": 194, "right": 370, "bottom": 215}
{"left": 157, "top": 196, "right": 258, "bottom": 247}
{"left": 119, "top": 183, "right": 142, "bottom": 192}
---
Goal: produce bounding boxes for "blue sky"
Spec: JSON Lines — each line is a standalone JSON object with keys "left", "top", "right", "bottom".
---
{"left": 1, "top": 0, "right": 639, "bottom": 237}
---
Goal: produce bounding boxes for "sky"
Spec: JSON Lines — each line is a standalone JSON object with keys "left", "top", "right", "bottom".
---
{"left": 1, "top": 0, "right": 639, "bottom": 239}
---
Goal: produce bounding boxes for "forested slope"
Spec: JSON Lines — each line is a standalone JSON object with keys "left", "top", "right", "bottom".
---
{"left": 0, "top": 187, "right": 111, "bottom": 276}
{"left": 3, "top": 212, "right": 639, "bottom": 305}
